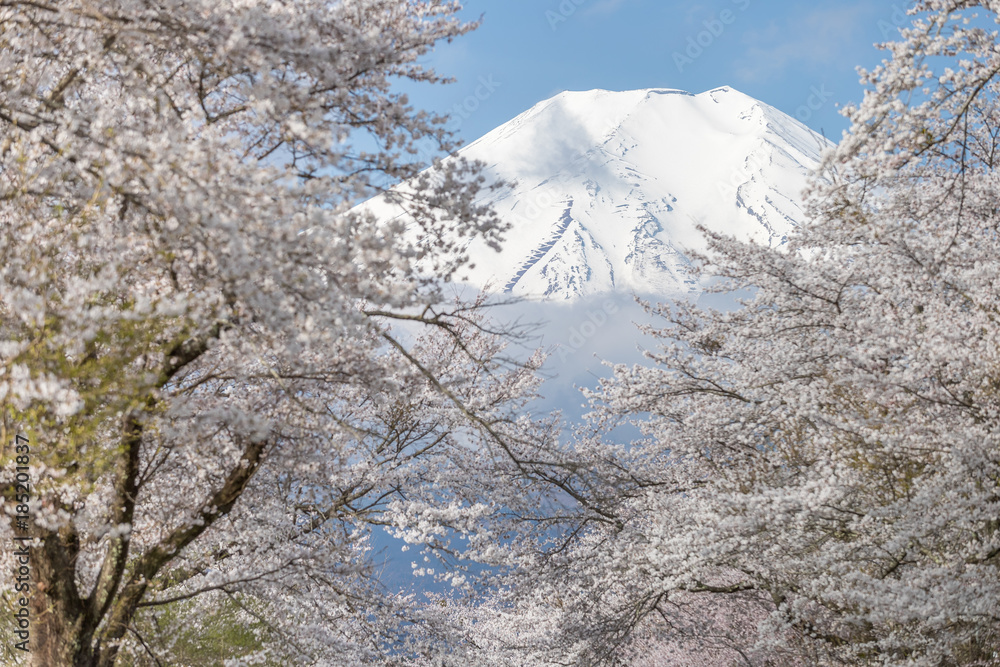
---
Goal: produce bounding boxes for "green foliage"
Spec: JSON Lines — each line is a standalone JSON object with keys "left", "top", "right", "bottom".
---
{"left": 124, "top": 594, "right": 279, "bottom": 666}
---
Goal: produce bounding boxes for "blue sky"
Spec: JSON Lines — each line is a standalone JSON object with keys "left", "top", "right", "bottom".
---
{"left": 404, "top": 1, "right": 913, "bottom": 146}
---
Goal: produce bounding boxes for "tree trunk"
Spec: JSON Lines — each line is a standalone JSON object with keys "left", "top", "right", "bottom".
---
{"left": 30, "top": 534, "right": 98, "bottom": 667}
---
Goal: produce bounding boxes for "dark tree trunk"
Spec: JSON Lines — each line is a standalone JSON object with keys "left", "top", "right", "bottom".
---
{"left": 30, "top": 533, "right": 98, "bottom": 667}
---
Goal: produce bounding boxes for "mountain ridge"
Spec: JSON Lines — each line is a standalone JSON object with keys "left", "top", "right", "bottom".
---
{"left": 369, "top": 86, "right": 832, "bottom": 301}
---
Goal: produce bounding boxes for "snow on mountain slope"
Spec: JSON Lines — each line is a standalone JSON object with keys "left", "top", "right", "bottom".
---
{"left": 370, "top": 86, "right": 831, "bottom": 301}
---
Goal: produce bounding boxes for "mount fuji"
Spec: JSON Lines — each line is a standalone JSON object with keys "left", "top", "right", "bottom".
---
{"left": 369, "top": 86, "right": 834, "bottom": 591}
{"left": 371, "top": 85, "right": 831, "bottom": 302}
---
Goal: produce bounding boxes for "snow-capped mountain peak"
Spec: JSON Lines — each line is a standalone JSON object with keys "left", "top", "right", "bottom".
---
{"left": 376, "top": 86, "right": 830, "bottom": 301}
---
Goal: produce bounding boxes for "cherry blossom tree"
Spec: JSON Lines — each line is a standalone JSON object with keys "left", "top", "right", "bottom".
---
{"left": 494, "top": 2, "right": 1000, "bottom": 665}
{"left": 8, "top": 1, "right": 1000, "bottom": 665}
{"left": 0, "top": 1, "right": 577, "bottom": 665}
{"left": 420, "top": 3, "right": 1000, "bottom": 666}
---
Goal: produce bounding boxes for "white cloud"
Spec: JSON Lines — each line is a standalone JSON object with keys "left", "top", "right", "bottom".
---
{"left": 734, "top": 4, "right": 875, "bottom": 83}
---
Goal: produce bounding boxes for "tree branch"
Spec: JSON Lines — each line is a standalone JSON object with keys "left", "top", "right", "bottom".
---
{"left": 94, "top": 433, "right": 269, "bottom": 666}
